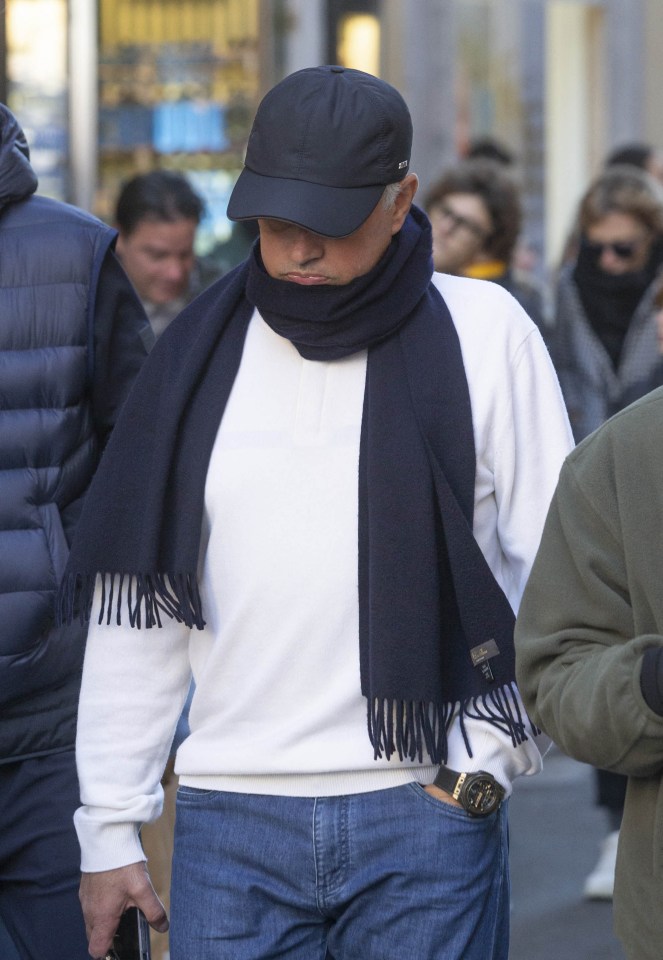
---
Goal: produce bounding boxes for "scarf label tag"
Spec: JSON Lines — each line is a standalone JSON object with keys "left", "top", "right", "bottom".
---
{"left": 470, "top": 639, "right": 500, "bottom": 667}
{"left": 470, "top": 639, "right": 500, "bottom": 683}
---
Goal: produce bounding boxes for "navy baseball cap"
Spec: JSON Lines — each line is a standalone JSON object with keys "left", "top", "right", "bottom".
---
{"left": 227, "top": 65, "right": 413, "bottom": 238}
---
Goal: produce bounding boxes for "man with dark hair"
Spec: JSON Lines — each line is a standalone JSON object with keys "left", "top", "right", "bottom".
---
{"left": 65, "top": 66, "right": 572, "bottom": 960}
{"left": 115, "top": 168, "right": 213, "bottom": 960}
{"left": 115, "top": 170, "right": 219, "bottom": 337}
{"left": 0, "top": 103, "right": 149, "bottom": 960}
{"left": 424, "top": 158, "right": 546, "bottom": 328}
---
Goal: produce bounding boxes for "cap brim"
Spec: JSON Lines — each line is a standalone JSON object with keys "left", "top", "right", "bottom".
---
{"left": 227, "top": 168, "right": 386, "bottom": 238}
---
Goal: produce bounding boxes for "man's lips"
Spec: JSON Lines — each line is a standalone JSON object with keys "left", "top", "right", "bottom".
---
{"left": 284, "top": 273, "right": 330, "bottom": 285}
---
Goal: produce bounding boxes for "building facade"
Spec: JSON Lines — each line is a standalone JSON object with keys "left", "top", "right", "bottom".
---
{"left": 0, "top": 0, "right": 659, "bottom": 272}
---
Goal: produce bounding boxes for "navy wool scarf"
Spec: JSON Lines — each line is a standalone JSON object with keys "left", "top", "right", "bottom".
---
{"left": 58, "top": 206, "right": 527, "bottom": 764}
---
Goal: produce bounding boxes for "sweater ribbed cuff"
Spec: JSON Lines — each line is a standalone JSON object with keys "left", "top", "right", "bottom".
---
{"left": 640, "top": 647, "right": 663, "bottom": 716}
{"left": 74, "top": 812, "right": 146, "bottom": 874}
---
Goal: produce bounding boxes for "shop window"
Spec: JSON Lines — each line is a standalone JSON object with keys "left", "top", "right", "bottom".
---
{"left": 337, "top": 13, "right": 380, "bottom": 75}
{"left": 327, "top": 0, "right": 380, "bottom": 73}
{"left": 97, "top": 0, "right": 261, "bottom": 256}
{"left": 454, "top": 0, "right": 523, "bottom": 159}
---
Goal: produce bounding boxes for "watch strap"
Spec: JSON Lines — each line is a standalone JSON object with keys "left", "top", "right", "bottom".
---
{"left": 433, "top": 764, "right": 466, "bottom": 800}
{"left": 432, "top": 765, "right": 505, "bottom": 817}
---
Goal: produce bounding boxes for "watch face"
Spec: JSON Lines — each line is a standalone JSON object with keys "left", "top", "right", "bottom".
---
{"left": 464, "top": 775, "right": 502, "bottom": 815}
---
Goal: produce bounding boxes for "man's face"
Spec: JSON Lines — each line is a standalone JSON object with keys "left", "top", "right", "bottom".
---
{"left": 116, "top": 217, "right": 198, "bottom": 306}
{"left": 427, "top": 192, "right": 492, "bottom": 274}
{"left": 258, "top": 175, "right": 418, "bottom": 286}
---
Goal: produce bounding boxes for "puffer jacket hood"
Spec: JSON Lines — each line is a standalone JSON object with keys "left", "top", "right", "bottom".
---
{"left": 0, "top": 103, "right": 38, "bottom": 211}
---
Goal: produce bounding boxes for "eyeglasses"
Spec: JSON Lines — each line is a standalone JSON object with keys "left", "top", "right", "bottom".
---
{"left": 430, "top": 203, "right": 489, "bottom": 240}
{"left": 583, "top": 238, "right": 645, "bottom": 261}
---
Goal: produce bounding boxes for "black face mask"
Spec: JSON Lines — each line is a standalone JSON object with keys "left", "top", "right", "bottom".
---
{"left": 573, "top": 236, "right": 663, "bottom": 368}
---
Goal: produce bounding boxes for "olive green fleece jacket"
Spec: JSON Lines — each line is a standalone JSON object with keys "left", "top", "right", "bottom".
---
{"left": 515, "top": 386, "right": 663, "bottom": 960}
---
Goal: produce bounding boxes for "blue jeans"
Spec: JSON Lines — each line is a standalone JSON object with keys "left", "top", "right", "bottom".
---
{"left": 171, "top": 783, "right": 509, "bottom": 960}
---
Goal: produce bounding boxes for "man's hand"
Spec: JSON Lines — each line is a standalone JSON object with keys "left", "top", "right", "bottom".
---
{"left": 80, "top": 861, "right": 168, "bottom": 958}
{"left": 423, "top": 782, "right": 464, "bottom": 809}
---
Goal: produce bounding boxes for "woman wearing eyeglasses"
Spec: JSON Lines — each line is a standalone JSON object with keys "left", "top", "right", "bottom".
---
{"left": 552, "top": 164, "right": 663, "bottom": 444}
{"left": 424, "top": 158, "right": 547, "bottom": 330}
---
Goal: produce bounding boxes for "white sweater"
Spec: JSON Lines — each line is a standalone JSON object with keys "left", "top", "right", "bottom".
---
{"left": 75, "top": 273, "right": 574, "bottom": 872}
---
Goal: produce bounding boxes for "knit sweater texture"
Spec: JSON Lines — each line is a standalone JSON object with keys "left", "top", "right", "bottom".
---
{"left": 75, "top": 273, "right": 573, "bottom": 872}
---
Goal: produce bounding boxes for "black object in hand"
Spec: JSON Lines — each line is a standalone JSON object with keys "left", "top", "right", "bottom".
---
{"left": 104, "top": 907, "right": 151, "bottom": 960}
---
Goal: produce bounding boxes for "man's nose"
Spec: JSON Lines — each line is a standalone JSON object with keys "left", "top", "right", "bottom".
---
{"left": 289, "top": 227, "right": 324, "bottom": 263}
{"left": 164, "top": 258, "right": 190, "bottom": 281}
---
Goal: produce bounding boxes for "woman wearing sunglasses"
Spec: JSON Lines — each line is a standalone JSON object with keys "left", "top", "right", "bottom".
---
{"left": 552, "top": 164, "right": 663, "bottom": 443}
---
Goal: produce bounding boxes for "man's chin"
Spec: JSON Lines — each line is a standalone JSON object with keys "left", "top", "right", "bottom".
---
{"left": 150, "top": 290, "right": 186, "bottom": 305}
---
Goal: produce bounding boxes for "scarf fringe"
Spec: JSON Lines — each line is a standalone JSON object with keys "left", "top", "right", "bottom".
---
{"left": 56, "top": 571, "right": 205, "bottom": 630}
{"left": 367, "top": 681, "right": 532, "bottom": 763}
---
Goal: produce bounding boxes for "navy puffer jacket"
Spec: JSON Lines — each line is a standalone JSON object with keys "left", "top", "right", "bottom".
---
{"left": 0, "top": 105, "right": 148, "bottom": 761}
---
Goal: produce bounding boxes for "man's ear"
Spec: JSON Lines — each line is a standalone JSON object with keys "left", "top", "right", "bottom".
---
{"left": 390, "top": 174, "right": 419, "bottom": 234}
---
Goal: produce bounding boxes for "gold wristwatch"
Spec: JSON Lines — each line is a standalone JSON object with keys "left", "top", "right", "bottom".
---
{"left": 433, "top": 766, "right": 505, "bottom": 817}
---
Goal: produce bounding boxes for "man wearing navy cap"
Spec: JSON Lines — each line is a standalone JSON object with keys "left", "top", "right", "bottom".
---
{"left": 67, "top": 66, "right": 572, "bottom": 959}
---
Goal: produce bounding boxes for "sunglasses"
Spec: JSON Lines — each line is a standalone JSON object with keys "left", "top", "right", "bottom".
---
{"left": 583, "top": 238, "right": 643, "bottom": 261}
